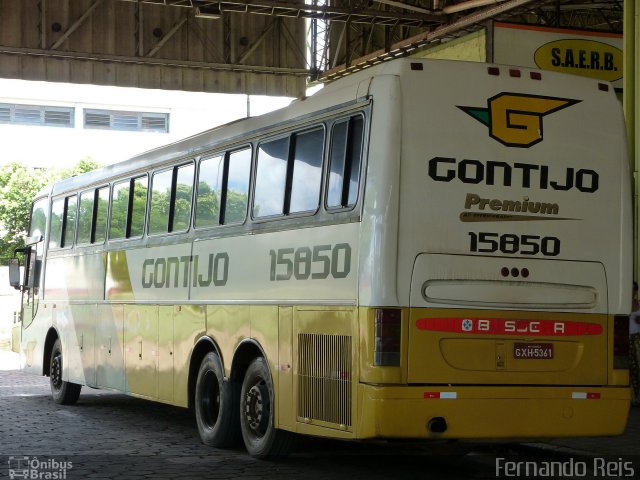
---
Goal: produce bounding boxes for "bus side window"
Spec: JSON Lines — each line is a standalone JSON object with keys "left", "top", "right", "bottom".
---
{"left": 62, "top": 195, "right": 77, "bottom": 248}
{"left": 94, "top": 187, "right": 109, "bottom": 244}
{"left": 224, "top": 148, "right": 251, "bottom": 224}
{"left": 77, "top": 187, "right": 108, "bottom": 245}
{"left": 254, "top": 137, "right": 289, "bottom": 218}
{"left": 173, "top": 164, "right": 195, "bottom": 232}
{"left": 110, "top": 176, "right": 148, "bottom": 240}
{"left": 110, "top": 180, "right": 130, "bottom": 240}
{"left": 149, "top": 163, "right": 194, "bottom": 235}
{"left": 149, "top": 169, "right": 173, "bottom": 234}
{"left": 77, "top": 191, "right": 94, "bottom": 244}
{"left": 196, "top": 155, "right": 224, "bottom": 228}
{"left": 196, "top": 148, "right": 250, "bottom": 228}
{"left": 289, "top": 128, "right": 324, "bottom": 214}
{"left": 49, "top": 198, "right": 65, "bottom": 249}
{"left": 50, "top": 195, "right": 76, "bottom": 249}
{"left": 327, "top": 115, "right": 364, "bottom": 209}
{"left": 130, "top": 176, "right": 148, "bottom": 238}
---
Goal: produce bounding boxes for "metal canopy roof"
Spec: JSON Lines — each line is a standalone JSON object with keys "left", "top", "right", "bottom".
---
{"left": 0, "top": 0, "right": 623, "bottom": 94}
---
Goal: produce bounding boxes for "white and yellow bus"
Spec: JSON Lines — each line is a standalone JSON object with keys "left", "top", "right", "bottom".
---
{"left": 10, "top": 58, "right": 632, "bottom": 458}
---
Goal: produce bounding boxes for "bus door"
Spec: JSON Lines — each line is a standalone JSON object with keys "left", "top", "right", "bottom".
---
{"left": 10, "top": 197, "right": 48, "bottom": 327}
{"left": 11, "top": 239, "right": 43, "bottom": 326}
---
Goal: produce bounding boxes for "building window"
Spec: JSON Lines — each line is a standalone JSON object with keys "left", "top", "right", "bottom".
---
{"left": 84, "top": 109, "right": 169, "bottom": 133}
{"left": 0, "top": 103, "right": 74, "bottom": 127}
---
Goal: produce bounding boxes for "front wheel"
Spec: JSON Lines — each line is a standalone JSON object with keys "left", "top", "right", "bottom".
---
{"left": 50, "top": 338, "right": 81, "bottom": 405}
{"left": 240, "top": 357, "right": 294, "bottom": 459}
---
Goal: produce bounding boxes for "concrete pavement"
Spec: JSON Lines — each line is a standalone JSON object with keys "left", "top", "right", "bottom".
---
{"left": 1, "top": 349, "right": 638, "bottom": 479}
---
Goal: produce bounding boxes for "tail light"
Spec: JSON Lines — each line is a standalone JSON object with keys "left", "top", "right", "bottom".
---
{"left": 374, "top": 309, "right": 402, "bottom": 366}
{"left": 613, "top": 315, "right": 630, "bottom": 369}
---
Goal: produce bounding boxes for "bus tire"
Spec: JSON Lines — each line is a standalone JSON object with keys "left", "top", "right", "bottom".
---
{"left": 50, "top": 338, "right": 81, "bottom": 405}
{"left": 195, "top": 352, "right": 241, "bottom": 447}
{"left": 240, "top": 357, "right": 294, "bottom": 459}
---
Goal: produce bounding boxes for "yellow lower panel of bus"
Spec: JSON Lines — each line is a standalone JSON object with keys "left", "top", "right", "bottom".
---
{"left": 356, "top": 384, "right": 630, "bottom": 440}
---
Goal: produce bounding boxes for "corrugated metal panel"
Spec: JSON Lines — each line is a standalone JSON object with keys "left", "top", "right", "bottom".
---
{"left": 0, "top": 0, "right": 307, "bottom": 96}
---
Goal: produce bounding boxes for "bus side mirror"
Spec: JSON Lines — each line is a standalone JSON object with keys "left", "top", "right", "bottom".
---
{"left": 9, "top": 258, "right": 21, "bottom": 290}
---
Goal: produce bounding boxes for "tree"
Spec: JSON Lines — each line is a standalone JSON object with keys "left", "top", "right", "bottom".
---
{"left": 0, "top": 158, "right": 101, "bottom": 262}
{"left": 53, "top": 158, "right": 101, "bottom": 182}
{"left": 0, "top": 163, "right": 46, "bottom": 263}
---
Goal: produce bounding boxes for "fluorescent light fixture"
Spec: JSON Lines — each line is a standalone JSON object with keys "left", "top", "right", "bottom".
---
{"left": 194, "top": 7, "right": 221, "bottom": 19}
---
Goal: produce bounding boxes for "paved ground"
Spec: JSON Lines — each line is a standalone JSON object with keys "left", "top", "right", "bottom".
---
{"left": 1, "top": 350, "right": 639, "bottom": 480}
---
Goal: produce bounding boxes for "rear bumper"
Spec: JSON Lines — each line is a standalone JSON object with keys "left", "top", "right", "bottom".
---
{"left": 356, "top": 384, "right": 630, "bottom": 440}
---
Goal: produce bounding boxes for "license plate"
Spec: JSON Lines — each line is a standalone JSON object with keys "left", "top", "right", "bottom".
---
{"left": 513, "top": 342, "right": 553, "bottom": 359}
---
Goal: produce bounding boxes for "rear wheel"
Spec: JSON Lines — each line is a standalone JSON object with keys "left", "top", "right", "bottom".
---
{"left": 194, "top": 352, "right": 241, "bottom": 447}
{"left": 50, "top": 338, "right": 81, "bottom": 405}
{"left": 240, "top": 357, "right": 294, "bottom": 459}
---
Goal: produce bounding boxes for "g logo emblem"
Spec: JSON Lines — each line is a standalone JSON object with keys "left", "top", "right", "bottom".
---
{"left": 458, "top": 93, "right": 580, "bottom": 148}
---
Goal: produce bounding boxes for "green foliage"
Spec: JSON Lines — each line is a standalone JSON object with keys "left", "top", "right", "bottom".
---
{"left": 109, "top": 183, "right": 130, "bottom": 240}
{"left": 0, "top": 158, "right": 101, "bottom": 262}
{"left": 226, "top": 190, "right": 248, "bottom": 224}
{"left": 195, "top": 181, "right": 220, "bottom": 227}
{"left": 0, "top": 163, "right": 46, "bottom": 262}
{"left": 54, "top": 158, "right": 102, "bottom": 182}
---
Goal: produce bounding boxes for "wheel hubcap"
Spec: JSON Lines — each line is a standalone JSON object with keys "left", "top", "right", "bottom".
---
{"left": 51, "top": 353, "right": 62, "bottom": 390}
{"left": 244, "top": 382, "right": 269, "bottom": 436}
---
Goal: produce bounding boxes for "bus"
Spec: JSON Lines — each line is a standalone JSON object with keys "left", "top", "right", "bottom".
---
{"left": 9, "top": 58, "right": 632, "bottom": 458}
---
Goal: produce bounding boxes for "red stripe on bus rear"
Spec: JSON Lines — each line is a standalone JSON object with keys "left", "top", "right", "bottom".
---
{"left": 416, "top": 317, "right": 602, "bottom": 336}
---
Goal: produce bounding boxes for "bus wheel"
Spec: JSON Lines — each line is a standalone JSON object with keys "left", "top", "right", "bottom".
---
{"left": 240, "top": 357, "right": 294, "bottom": 459}
{"left": 195, "top": 352, "right": 240, "bottom": 447}
{"left": 50, "top": 338, "right": 81, "bottom": 405}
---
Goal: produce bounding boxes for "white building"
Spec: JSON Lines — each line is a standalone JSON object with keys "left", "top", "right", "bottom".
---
{"left": 0, "top": 78, "right": 292, "bottom": 169}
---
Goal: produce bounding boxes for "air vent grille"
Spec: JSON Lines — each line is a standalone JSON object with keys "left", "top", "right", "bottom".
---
{"left": 298, "top": 333, "right": 352, "bottom": 427}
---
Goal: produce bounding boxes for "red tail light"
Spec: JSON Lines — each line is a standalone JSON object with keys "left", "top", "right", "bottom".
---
{"left": 613, "top": 315, "right": 630, "bottom": 369}
{"left": 374, "top": 309, "right": 401, "bottom": 366}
